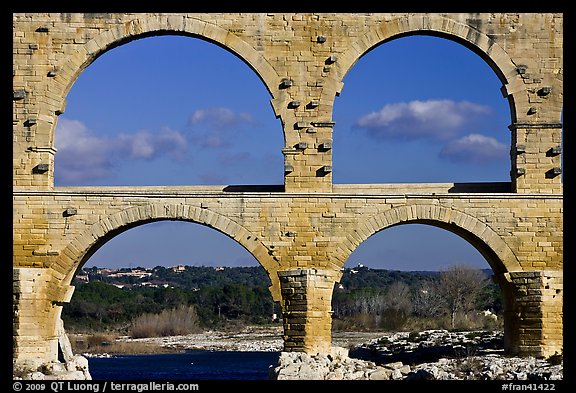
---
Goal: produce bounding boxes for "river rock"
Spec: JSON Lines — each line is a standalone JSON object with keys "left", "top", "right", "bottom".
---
{"left": 269, "top": 346, "right": 410, "bottom": 380}
{"left": 16, "top": 356, "right": 92, "bottom": 380}
{"left": 270, "top": 330, "right": 563, "bottom": 381}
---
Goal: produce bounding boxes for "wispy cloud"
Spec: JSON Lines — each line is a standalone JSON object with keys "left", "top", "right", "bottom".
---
{"left": 189, "top": 107, "right": 256, "bottom": 128}
{"left": 188, "top": 106, "right": 258, "bottom": 148}
{"left": 116, "top": 128, "right": 188, "bottom": 161}
{"left": 439, "top": 133, "right": 508, "bottom": 163}
{"left": 54, "top": 119, "right": 114, "bottom": 183}
{"left": 54, "top": 118, "right": 188, "bottom": 184}
{"left": 355, "top": 99, "right": 491, "bottom": 141}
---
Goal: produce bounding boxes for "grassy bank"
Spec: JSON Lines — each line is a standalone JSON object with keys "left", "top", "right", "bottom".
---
{"left": 68, "top": 332, "right": 179, "bottom": 355}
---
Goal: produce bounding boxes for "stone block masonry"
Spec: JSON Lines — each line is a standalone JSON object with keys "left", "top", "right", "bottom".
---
{"left": 13, "top": 13, "right": 563, "bottom": 378}
{"left": 504, "top": 271, "right": 563, "bottom": 358}
{"left": 279, "top": 269, "right": 340, "bottom": 354}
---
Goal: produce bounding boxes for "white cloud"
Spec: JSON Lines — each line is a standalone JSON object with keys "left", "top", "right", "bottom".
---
{"left": 355, "top": 99, "right": 491, "bottom": 141}
{"left": 117, "top": 128, "right": 188, "bottom": 161}
{"left": 439, "top": 133, "right": 508, "bottom": 163}
{"left": 188, "top": 106, "right": 258, "bottom": 148}
{"left": 189, "top": 107, "right": 256, "bottom": 128}
{"left": 54, "top": 118, "right": 115, "bottom": 183}
{"left": 53, "top": 118, "right": 188, "bottom": 184}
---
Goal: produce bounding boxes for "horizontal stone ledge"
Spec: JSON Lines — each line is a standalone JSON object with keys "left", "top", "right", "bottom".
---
{"left": 13, "top": 185, "right": 563, "bottom": 199}
{"left": 508, "top": 122, "right": 563, "bottom": 130}
{"left": 278, "top": 268, "right": 338, "bottom": 277}
{"left": 334, "top": 182, "right": 513, "bottom": 194}
{"left": 508, "top": 270, "right": 563, "bottom": 279}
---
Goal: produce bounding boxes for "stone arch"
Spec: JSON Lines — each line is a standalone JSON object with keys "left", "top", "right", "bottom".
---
{"left": 49, "top": 14, "right": 281, "bottom": 147}
{"left": 335, "top": 203, "right": 521, "bottom": 275}
{"left": 57, "top": 203, "right": 282, "bottom": 301}
{"left": 329, "top": 14, "right": 524, "bottom": 124}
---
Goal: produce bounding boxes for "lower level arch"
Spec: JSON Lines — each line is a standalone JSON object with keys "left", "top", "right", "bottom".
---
{"left": 57, "top": 203, "right": 282, "bottom": 300}
{"left": 335, "top": 203, "right": 521, "bottom": 275}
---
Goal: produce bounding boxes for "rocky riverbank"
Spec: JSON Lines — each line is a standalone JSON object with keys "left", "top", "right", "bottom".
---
{"left": 117, "top": 326, "right": 562, "bottom": 380}
{"left": 270, "top": 330, "right": 563, "bottom": 380}
{"left": 114, "top": 325, "right": 284, "bottom": 352}
{"left": 113, "top": 325, "right": 385, "bottom": 353}
{"left": 23, "top": 327, "right": 561, "bottom": 381}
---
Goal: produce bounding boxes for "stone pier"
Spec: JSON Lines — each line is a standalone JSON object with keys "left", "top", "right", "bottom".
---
{"left": 499, "top": 271, "right": 563, "bottom": 358}
{"left": 279, "top": 269, "right": 340, "bottom": 354}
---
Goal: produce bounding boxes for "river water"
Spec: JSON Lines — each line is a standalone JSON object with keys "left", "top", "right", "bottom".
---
{"left": 87, "top": 351, "right": 280, "bottom": 380}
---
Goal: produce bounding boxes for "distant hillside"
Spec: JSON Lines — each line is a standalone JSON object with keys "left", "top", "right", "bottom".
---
{"left": 339, "top": 265, "right": 438, "bottom": 290}
{"left": 339, "top": 266, "right": 494, "bottom": 288}
{"left": 78, "top": 265, "right": 272, "bottom": 290}
{"left": 65, "top": 265, "right": 500, "bottom": 334}
{"left": 150, "top": 265, "right": 272, "bottom": 289}
{"left": 78, "top": 264, "right": 490, "bottom": 291}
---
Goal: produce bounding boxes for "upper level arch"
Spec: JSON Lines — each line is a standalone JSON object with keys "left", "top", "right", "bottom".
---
{"left": 51, "top": 15, "right": 282, "bottom": 149}
{"left": 331, "top": 33, "right": 511, "bottom": 184}
{"left": 56, "top": 203, "right": 282, "bottom": 301}
{"left": 54, "top": 34, "right": 284, "bottom": 187}
{"left": 330, "top": 14, "right": 527, "bottom": 127}
{"left": 334, "top": 203, "right": 522, "bottom": 276}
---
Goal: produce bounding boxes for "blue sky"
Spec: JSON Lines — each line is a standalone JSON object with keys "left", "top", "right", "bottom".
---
{"left": 54, "top": 33, "right": 513, "bottom": 271}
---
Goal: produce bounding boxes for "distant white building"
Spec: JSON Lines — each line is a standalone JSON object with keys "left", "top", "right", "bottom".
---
{"left": 108, "top": 270, "right": 152, "bottom": 279}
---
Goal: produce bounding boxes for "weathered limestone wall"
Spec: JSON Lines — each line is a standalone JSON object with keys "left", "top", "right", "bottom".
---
{"left": 13, "top": 13, "right": 563, "bottom": 193}
{"left": 13, "top": 12, "right": 563, "bottom": 376}
{"left": 13, "top": 187, "right": 563, "bottom": 277}
{"left": 13, "top": 186, "right": 563, "bottom": 364}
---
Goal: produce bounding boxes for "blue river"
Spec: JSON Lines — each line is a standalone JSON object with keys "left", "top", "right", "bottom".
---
{"left": 87, "top": 351, "right": 280, "bottom": 380}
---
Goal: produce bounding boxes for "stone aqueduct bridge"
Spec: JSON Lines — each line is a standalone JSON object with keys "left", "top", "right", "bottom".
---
{"left": 13, "top": 13, "right": 563, "bottom": 373}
